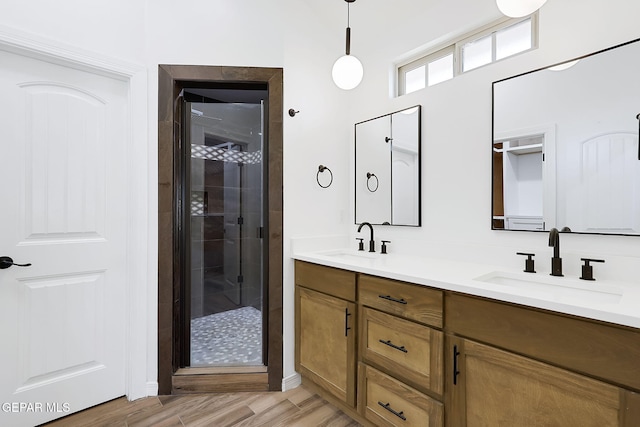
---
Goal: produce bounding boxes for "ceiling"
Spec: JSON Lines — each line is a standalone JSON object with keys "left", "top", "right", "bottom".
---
{"left": 299, "top": 0, "right": 503, "bottom": 60}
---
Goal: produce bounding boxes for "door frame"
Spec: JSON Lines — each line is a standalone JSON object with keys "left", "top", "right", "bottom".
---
{"left": 157, "top": 65, "right": 283, "bottom": 393}
{"left": 0, "top": 26, "right": 151, "bottom": 400}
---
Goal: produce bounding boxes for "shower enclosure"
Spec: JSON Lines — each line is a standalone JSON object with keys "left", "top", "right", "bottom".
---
{"left": 182, "top": 91, "right": 266, "bottom": 367}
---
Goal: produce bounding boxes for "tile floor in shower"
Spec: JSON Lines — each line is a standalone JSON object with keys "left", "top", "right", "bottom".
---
{"left": 190, "top": 306, "right": 263, "bottom": 366}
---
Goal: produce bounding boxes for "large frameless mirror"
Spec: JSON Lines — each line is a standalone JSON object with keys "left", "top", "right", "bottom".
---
{"left": 355, "top": 105, "right": 421, "bottom": 226}
{"left": 492, "top": 38, "right": 640, "bottom": 235}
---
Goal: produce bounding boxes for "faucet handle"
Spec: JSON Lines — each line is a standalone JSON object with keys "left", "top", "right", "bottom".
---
{"left": 516, "top": 252, "right": 536, "bottom": 273}
{"left": 580, "top": 258, "right": 605, "bottom": 281}
{"left": 381, "top": 240, "right": 391, "bottom": 254}
{"left": 356, "top": 238, "right": 364, "bottom": 251}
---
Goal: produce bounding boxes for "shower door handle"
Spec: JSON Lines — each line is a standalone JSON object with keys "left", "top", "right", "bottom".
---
{"left": 0, "top": 256, "right": 32, "bottom": 269}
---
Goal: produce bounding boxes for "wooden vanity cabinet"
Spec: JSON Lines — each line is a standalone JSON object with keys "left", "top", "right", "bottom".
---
{"left": 294, "top": 261, "right": 357, "bottom": 407}
{"left": 294, "top": 261, "right": 640, "bottom": 427}
{"left": 444, "top": 293, "right": 640, "bottom": 427}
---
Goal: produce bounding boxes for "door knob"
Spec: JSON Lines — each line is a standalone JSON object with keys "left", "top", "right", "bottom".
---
{"left": 0, "top": 256, "right": 32, "bottom": 269}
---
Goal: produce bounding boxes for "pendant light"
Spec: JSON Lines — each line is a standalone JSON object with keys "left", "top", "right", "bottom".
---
{"left": 332, "top": 0, "right": 363, "bottom": 90}
{"left": 496, "top": 0, "right": 547, "bottom": 18}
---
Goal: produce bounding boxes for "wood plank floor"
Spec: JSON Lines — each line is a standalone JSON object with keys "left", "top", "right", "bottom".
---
{"left": 43, "top": 384, "right": 362, "bottom": 427}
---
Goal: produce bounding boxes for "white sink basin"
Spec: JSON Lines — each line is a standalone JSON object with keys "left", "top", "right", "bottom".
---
{"left": 474, "top": 271, "right": 623, "bottom": 304}
{"left": 321, "top": 249, "right": 379, "bottom": 261}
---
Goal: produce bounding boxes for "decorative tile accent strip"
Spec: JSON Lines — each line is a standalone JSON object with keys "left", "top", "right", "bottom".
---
{"left": 191, "top": 191, "right": 206, "bottom": 216}
{"left": 191, "top": 144, "right": 262, "bottom": 164}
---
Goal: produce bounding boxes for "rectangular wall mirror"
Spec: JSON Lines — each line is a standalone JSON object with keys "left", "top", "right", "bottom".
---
{"left": 355, "top": 105, "right": 421, "bottom": 226}
{"left": 492, "top": 38, "right": 640, "bottom": 235}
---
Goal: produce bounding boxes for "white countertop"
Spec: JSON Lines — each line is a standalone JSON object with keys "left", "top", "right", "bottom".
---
{"left": 292, "top": 248, "right": 640, "bottom": 329}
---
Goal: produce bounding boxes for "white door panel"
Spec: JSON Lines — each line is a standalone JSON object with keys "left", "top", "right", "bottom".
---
{"left": 0, "top": 49, "right": 128, "bottom": 426}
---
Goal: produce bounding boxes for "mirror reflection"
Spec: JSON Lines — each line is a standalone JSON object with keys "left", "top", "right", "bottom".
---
{"left": 355, "top": 105, "right": 421, "bottom": 226}
{"left": 492, "top": 38, "right": 640, "bottom": 235}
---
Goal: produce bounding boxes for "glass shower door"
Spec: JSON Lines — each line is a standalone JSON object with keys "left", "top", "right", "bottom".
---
{"left": 186, "top": 100, "right": 265, "bottom": 367}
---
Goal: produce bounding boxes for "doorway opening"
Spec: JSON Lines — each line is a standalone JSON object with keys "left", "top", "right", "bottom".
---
{"left": 158, "top": 66, "right": 283, "bottom": 394}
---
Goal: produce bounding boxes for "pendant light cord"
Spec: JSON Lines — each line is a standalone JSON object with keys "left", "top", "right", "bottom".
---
{"left": 345, "top": 2, "right": 352, "bottom": 55}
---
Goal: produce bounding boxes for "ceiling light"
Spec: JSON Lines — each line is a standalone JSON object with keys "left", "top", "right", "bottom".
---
{"left": 332, "top": 0, "right": 363, "bottom": 90}
{"left": 547, "top": 60, "right": 580, "bottom": 71}
{"left": 496, "top": 0, "right": 547, "bottom": 18}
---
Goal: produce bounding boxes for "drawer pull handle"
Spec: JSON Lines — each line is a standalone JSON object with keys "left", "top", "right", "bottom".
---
{"left": 379, "top": 339, "right": 408, "bottom": 353}
{"left": 378, "top": 294, "right": 407, "bottom": 305}
{"left": 378, "top": 401, "right": 407, "bottom": 421}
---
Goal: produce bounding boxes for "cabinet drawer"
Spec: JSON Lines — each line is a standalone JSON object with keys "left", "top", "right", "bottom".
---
{"left": 359, "top": 363, "right": 443, "bottom": 427}
{"left": 295, "top": 260, "right": 356, "bottom": 301}
{"left": 361, "top": 307, "right": 443, "bottom": 396}
{"left": 359, "top": 275, "right": 442, "bottom": 328}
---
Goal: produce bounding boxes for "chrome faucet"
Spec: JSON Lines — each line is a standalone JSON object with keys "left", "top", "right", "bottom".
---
{"left": 357, "top": 222, "right": 375, "bottom": 252}
{"left": 548, "top": 226, "right": 570, "bottom": 276}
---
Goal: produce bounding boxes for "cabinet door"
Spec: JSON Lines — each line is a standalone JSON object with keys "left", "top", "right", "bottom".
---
{"left": 295, "top": 286, "right": 356, "bottom": 407}
{"left": 446, "top": 335, "right": 632, "bottom": 427}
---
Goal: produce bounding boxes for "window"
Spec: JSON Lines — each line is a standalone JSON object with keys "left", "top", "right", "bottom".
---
{"left": 462, "top": 35, "right": 492, "bottom": 72}
{"left": 397, "top": 15, "right": 537, "bottom": 96}
{"left": 399, "top": 47, "right": 454, "bottom": 95}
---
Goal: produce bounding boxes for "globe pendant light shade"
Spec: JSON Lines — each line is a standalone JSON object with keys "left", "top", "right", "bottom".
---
{"left": 496, "top": 0, "right": 547, "bottom": 17}
{"left": 332, "top": 54, "right": 364, "bottom": 90}
{"left": 332, "top": 0, "right": 363, "bottom": 90}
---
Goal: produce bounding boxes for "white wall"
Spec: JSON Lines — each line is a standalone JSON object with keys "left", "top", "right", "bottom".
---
{"left": 0, "top": 0, "right": 145, "bottom": 62}
{"left": 347, "top": 0, "right": 640, "bottom": 285}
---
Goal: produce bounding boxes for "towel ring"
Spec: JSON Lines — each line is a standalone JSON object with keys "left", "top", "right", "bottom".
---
{"left": 317, "top": 165, "right": 333, "bottom": 188}
{"left": 366, "top": 172, "right": 379, "bottom": 192}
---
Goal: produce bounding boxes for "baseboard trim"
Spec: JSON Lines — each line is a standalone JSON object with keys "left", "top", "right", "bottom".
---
{"left": 145, "top": 381, "right": 159, "bottom": 397}
{"left": 282, "top": 372, "right": 302, "bottom": 391}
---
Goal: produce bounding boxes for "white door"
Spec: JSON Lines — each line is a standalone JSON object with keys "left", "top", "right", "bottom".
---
{"left": 0, "top": 48, "right": 128, "bottom": 426}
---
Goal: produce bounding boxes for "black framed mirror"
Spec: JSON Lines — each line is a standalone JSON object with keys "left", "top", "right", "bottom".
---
{"left": 355, "top": 105, "right": 421, "bottom": 226}
{"left": 492, "top": 38, "right": 640, "bottom": 235}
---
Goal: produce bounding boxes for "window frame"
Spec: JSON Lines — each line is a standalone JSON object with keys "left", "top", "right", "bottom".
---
{"left": 397, "top": 13, "right": 539, "bottom": 96}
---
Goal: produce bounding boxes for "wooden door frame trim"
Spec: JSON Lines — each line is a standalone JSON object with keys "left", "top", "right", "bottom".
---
{"left": 157, "top": 64, "right": 283, "bottom": 394}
